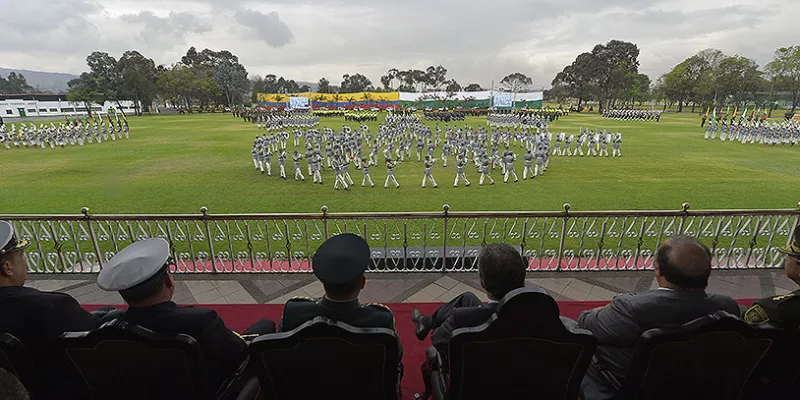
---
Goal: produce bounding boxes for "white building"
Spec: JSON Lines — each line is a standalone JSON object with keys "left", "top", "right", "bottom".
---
{"left": 0, "top": 95, "right": 140, "bottom": 118}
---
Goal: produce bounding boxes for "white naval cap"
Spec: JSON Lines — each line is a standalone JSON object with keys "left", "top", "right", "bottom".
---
{"left": 97, "top": 238, "right": 170, "bottom": 292}
{"left": 0, "top": 221, "right": 30, "bottom": 255}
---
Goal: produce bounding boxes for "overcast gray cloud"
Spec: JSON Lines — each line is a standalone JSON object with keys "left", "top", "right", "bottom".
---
{"left": 1, "top": 0, "right": 798, "bottom": 89}
{"left": 233, "top": 9, "right": 294, "bottom": 48}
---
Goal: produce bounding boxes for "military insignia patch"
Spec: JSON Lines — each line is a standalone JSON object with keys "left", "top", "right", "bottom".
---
{"left": 743, "top": 304, "right": 770, "bottom": 324}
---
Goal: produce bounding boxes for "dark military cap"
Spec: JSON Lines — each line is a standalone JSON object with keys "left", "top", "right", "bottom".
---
{"left": 0, "top": 221, "right": 30, "bottom": 256}
{"left": 778, "top": 225, "right": 800, "bottom": 258}
{"left": 312, "top": 233, "right": 370, "bottom": 284}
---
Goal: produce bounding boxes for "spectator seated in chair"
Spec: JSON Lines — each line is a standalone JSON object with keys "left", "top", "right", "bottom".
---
{"left": 744, "top": 224, "right": 800, "bottom": 330}
{"left": 575, "top": 235, "right": 741, "bottom": 400}
{"left": 97, "top": 238, "right": 277, "bottom": 394}
{"left": 411, "top": 243, "right": 566, "bottom": 372}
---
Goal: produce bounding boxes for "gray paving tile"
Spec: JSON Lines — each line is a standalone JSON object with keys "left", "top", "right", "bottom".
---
{"left": 561, "top": 286, "right": 589, "bottom": 301}
{"left": 568, "top": 279, "right": 594, "bottom": 294}
{"left": 434, "top": 276, "right": 459, "bottom": 290}
{"left": 539, "top": 279, "right": 568, "bottom": 294}
{"left": 771, "top": 272, "right": 799, "bottom": 291}
{"left": 216, "top": 281, "right": 244, "bottom": 297}
{"left": 420, "top": 283, "right": 448, "bottom": 299}
{"left": 185, "top": 281, "right": 216, "bottom": 297}
{"left": 223, "top": 290, "right": 257, "bottom": 304}
{"left": 64, "top": 283, "right": 99, "bottom": 297}
{"left": 194, "top": 289, "right": 224, "bottom": 304}
{"left": 254, "top": 280, "right": 286, "bottom": 296}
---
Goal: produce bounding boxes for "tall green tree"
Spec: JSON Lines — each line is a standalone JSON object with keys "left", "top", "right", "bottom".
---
{"left": 317, "top": 78, "right": 331, "bottom": 93}
{"left": 213, "top": 59, "right": 249, "bottom": 106}
{"left": 118, "top": 50, "right": 157, "bottom": 115}
{"left": 499, "top": 72, "right": 533, "bottom": 92}
{"left": 340, "top": 73, "right": 373, "bottom": 93}
{"left": 66, "top": 73, "right": 103, "bottom": 116}
{"left": 0, "top": 72, "right": 33, "bottom": 94}
{"left": 463, "top": 83, "right": 483, "bottom": 92}
{"left": 765, "top": 46, "right": 800, "bottom": 112}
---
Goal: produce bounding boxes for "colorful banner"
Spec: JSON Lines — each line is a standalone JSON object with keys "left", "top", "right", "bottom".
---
{"left": 256, "top": 90, "right": 542, "bottom": 109}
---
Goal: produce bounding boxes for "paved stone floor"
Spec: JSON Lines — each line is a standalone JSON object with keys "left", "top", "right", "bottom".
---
{"left": 26, "top": 268, "right": 796, "bottom": 305}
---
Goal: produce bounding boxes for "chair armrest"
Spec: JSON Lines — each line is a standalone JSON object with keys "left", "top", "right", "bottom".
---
{"left": 234, "top": 377, "right": 260, "bottom": 400}
{"left": 591, "top": 359, "right": 622, "bottom": 391}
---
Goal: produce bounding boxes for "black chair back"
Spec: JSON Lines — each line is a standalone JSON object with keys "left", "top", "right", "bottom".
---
{"left": 743, "top": 326, "right": 800, "bottom": 399}
{"left": 616, "top": 311, "right": 775, "bottom": 400}
{"left": 55, "top": 319, "right": 215, "bottom": 400}
{"left": 447, "top": 288, "right": 597, "bottom": 400}
{"left": 248, "top": 316, "right": 400, "bottom": 400}
{"left": 0, "top": 332, "right": 36, "bottom": 394}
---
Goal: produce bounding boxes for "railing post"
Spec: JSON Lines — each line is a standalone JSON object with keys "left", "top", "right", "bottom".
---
{"left": 200, "top": 206, "right": 216, "bottom": 273}
{"left": 678, "top": 202, "right": 691, "bottom": 233}
{"left": 557, "top": 203, "right": 570, "bottom": 271}
{"left": 81, "top": 207, "right": 103, "bottom": 272}
{"left": 442, "top": 204, "right": 449, "bottom": 272}
{"left": 321, "top": 205, "right": 329, "bottom": 240}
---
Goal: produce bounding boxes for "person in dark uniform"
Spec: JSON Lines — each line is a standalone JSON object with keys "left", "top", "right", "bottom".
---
{"left": 0, "top": 220, "right": 99, "bottom": 399}
{"left": 97, "top": 239, "right": 276, "bottom": 393}
{"left": 411, "top": 243, "right": 538, "bottom": 358}
{"left": 0, "top": 220, "right": 97, "bottom": 343}
{"left": 744, "top": 225, "right": 800, "bottom": 329}
{"left": 279, "top": 233, "right": 397, "bottom": 333}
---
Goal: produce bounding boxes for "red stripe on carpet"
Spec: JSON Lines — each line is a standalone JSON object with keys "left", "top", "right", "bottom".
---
{"left": 84, "top": 299, "right": 757, "bottom": 399}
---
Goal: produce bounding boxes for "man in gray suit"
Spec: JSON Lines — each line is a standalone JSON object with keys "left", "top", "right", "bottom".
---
{"left": 578, "top": 235, "right": 740, "bottom": 400}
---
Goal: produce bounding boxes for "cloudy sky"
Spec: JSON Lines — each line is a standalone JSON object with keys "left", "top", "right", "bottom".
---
{"left": 3, "top": 0, "right": 798, "bottom": 88}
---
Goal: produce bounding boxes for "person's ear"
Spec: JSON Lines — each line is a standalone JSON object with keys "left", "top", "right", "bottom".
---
{"left": 0, "top": 259, "right": 11, "bottom": 277}
{"left": 165, "top": 272, "right": 175, "bottom": 290}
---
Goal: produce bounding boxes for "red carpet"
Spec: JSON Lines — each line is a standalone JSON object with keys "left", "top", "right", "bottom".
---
{"left": 84, "top": 299, "right": 756, "bottom": 399}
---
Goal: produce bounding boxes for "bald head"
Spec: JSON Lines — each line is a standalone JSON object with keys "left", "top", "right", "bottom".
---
{"left": 656, "top": 235, "right": 712, "bottom": 290}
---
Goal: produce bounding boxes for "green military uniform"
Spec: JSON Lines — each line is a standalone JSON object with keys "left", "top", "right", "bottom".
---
{"left": 278, "top": 233, "right": 397, "bottom": 332}
{"left": 743, "top": 225, "right": 800, "bottom": 330}
{"left": 280, "top": 296, "right": 395, "bottom": 332}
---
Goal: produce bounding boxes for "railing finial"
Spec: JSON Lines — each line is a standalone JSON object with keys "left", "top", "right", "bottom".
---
{"left": 443, "top": 204, "right": 450, "bottom": 216}
{"left": 80, "top": 207, "right": 90, "bottom": 217}
{"left": 200, "top": 206, "right": 208, "bottom": 217}
{"left": 681, "top": 202, "right": 691, "bottom": 212}
{"left": 563, "top": 203, "right": 571, "bottom": 213}
{"left": 797, "top": 201, "right": 800, "bottom": 210}
{"left": 321, "top": 205, "right": 328, "bottom": 215}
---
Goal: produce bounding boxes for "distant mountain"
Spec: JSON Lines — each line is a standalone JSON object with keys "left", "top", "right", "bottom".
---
{"left": 297, "top": 81, "right": 317, "bottom": 91}
{"left": 0, "top": 67, "right": 78, "bottom": 93}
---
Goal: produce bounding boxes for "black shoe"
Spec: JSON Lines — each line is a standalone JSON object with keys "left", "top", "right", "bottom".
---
{"left": 412, "top": 309, "right": 432, "bottom": 340}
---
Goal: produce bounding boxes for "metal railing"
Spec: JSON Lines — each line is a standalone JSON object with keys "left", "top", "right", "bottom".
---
{"left": 3, "top": 202, "right": 799, "bottom": 274}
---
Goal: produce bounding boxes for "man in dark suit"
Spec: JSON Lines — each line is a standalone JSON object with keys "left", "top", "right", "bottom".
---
{"left": 411, "top": 243, "right": 529, "bottom": 358}
{"left": 578, "top": 235, "right": 740, "bottom": 400}
{"left": 279, "top": 233, "right": 397, "bottom": 333}
{"left": 97, "top": 238, "right": 276, "bottom": 393}
{"left": 744, "top": 224, "right": 800, "bottom": 329}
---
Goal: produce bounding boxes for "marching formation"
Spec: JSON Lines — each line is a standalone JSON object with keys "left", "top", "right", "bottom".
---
{"left": 246, "top": 109, "right": 622, "bottom": 191}
{"left": 601, "top": 109, "right": 661, "bottom": 122}
{"left": 704, "top": 119, "right": 800, "bottom": 146}
{"left": 0, "top": 118, "right": 130, "bottom": 150}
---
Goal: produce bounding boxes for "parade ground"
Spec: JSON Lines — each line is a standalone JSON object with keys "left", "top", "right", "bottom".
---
{"left": 2, "top": 111, "right": 798, "bottom": 215}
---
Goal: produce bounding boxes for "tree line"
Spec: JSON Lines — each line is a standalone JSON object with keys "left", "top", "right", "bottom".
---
{"left": 549, "top": 40, "right": 800, "bottom": 114}
{"left": 0, "top": 72, "right": 34, "bottom": 94}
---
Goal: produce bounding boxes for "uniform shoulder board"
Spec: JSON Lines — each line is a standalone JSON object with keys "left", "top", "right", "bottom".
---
{"left": 288, "top": 296, "right": 318, "bottom": 303}
{"left": 770, "top": 293, "right": 798, "bottom": 303}
{"left": 365, "top": 302, "right": 392, "bottom": 312}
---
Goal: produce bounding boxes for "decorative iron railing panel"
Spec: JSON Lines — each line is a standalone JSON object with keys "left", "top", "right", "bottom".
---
{"left": 3, "top": 203, "right": 798, "bottom": 274}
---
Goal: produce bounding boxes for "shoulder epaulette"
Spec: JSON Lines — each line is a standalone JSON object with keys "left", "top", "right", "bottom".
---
{"left": 289, "top": 296, "right": 318, "bottom": 303}
{"left": 365, "top": 302, "right": 392, "bottom": 312}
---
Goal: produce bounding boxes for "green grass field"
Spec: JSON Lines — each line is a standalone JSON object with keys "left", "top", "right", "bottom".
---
{"left": 1, "top": 112, "right": 798, "bottom": 215}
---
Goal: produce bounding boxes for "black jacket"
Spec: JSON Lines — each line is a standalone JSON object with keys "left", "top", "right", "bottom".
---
{"left": 0, "top": 286, "right": 96, "bottom": 345}
{"left": 122, "top": 301, "right": 247, "bottom": 392}
{"left": 578, "top": 289, "right": 740, "bottom": 400}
